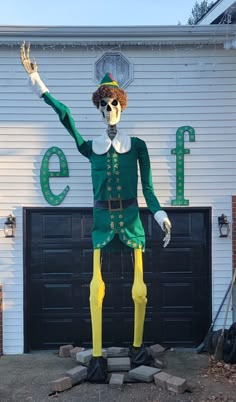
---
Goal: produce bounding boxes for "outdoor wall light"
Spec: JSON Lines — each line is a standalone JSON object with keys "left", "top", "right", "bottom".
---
{"left": 218, "top": 214, "right": 230, "bottom": 238}
{"left": 4, "top": 214, "right": 16, "bottom": 238}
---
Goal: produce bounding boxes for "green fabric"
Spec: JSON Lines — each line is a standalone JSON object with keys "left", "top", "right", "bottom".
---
{"left": 43, "top": 92, "right": 162, "bottom": 251}
{"left": 43, "top": 92, "right": 84, "bottom": 148}
{"left": 99, "top": 72, "right": 119, "bottom": 87}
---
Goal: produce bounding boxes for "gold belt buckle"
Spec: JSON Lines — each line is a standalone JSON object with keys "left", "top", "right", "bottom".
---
{"left": 108, "top": 198, "right": 122, "bottom": 212}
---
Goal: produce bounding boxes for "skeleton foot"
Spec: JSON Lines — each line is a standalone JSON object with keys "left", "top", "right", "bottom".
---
{"left": 87, "top": 356, "right": 108, "bottom": 383}
{"left": 129, "top": 343, "right": 151, "bottom": 368}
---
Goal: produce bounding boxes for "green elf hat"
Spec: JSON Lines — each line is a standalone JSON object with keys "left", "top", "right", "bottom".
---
{"left": 99, "top": 72, "right": 119, "bottom": 88}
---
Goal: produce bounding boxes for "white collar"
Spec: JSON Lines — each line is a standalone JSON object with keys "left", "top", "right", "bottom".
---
{"left": 92, "top": 129, "right": 131, "bottom": 155}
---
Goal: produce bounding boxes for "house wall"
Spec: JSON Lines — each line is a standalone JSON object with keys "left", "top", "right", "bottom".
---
{"left": 0, "top": 43, "right": 236, "bottom": 354}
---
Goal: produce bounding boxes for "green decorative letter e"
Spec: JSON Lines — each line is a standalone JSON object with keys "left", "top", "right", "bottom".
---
{"left": 40, "top": 147, "right": 70, "bottom": 206}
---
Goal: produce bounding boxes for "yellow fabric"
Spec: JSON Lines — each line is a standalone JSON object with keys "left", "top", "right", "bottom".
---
{"left": 100, "top": 80, "right": 119, "bottom": 87}
{"left": 90, "top": 249, "right": 105, "bottom": 357}
{"left": 132, "top": 249, "right": 147, "bottom": 347}
{"left": 90, "top": 248, "right": 147, "bottom": 354}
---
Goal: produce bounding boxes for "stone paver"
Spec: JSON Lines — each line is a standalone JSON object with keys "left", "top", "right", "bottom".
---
{"left": 107, "top": 346, "right": 129, "bottom": 357}
{"left": 65, "top": 365, "right": 87, "bottom": 385}
{"left": 107, "top": 357, "right": 131, "bottom": 372}
{"left": 76, "top": 349, "right": 107, "bottom": 364}
{"left": 109, "top": 373, "right": 125, "bottom": 387}
{"left": 129, "top": 365, "right": 161, "bottom": 382}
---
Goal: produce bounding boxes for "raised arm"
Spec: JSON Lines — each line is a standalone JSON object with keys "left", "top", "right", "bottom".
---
{"left": 20, "top": 42, "right": 90, "bottom": 156}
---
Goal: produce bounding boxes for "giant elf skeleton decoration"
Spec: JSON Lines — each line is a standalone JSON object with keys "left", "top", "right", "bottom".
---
{"left": 21, "top": 43, "right": 171, "bottom": 382}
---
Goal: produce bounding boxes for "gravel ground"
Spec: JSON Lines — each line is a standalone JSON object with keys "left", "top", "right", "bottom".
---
{"left": 0, "top": 349, "right": 235, "bottom": 402}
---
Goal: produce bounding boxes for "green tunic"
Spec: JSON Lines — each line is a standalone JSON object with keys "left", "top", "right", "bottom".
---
{"left": 43, "top": 92, "right": 162, "bottom": 251}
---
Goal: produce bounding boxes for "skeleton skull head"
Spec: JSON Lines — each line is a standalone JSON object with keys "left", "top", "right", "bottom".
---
{"left": 99, "top": 97, "right": 121, "bottom": 126}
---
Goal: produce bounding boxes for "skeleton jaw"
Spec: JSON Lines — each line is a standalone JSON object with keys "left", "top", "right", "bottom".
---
{"left": 99, "top": 97, "right": 121, "bottom": 126}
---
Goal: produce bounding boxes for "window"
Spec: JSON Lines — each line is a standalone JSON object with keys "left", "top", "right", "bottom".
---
{"left": 95, "top": 53, "right": 133, "bottom": 88}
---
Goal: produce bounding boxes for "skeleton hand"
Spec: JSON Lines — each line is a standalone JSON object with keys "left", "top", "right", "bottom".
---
{"left": 20, "top": 42, "right": 49, "bottom": 97}
{"left": 20, "top": 42, "right": 38, "bottom": 75}
{"left": 154, "top": 210, "right": 171, "bottom": 248}
{"left": 163, "top": 218, "right": 171, "bottom": 248}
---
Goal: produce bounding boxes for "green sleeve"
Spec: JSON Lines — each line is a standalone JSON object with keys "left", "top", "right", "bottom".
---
{"left": 42, "top": 92, "right": 91, "bottom": 158}
{"left": 137, "top": 138, "right": 162, "bottom": 215}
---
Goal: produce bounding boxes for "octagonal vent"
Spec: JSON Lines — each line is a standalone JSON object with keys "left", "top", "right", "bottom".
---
{"left": 95, "top": 53, "right": 133, "bottom": 88}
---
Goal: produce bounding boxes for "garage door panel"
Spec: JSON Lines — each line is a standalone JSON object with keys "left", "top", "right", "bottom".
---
{"left": 102, "top": 251, "right": 134, "bottom": 275}
{"left": 168, "top": 212, "right": 205, "bottom": 240}
{"left": 143, "top": 317, "right": 158, "bottom": 344}
{"left": 31, "top": 282, "right": 76, "bottom": 313}
{"left": 42, "top": 283, "right": 74, "bottom": 311}
{"left": 158, "top": 246, "right": 208, "bottom": 276}
{"left": 42, "top": 214, "right": 73, "bottom": 239}
{"left": 160, "top": 312, "right": 210, "bottom": 347}
{"left": 146, "top": 280, "right": 208, "bottom": 312}
{"left": 42, "top": 249, "right": 74, "bottom": 275}
{"left": 161, "top": 282, "right": 193, "bottom": 310}
{"left": 79, "top": 283, "right": 90, "bottom": 313}
{"left": 142, "top": 248, "right": 153, "bottom": 272}
{"left": 160, "top": 278, "right": 209, "bottom": 311}
{"left": 162, "top": 316, "right": 194, "bottom": 345}
{"left": 31, "top": 246, "right": 80, "bottom": 277}
{"left": 103, "top": 282, "right": 133, "bottom": 312}
{"left": 80, "top": 213, "right": 93, "bottom": 239}
{"left": 158, "top": 247, "right": 194, "bottom": 275}
{"left": 30, "top": 317, "right": 75, "bottom": 349}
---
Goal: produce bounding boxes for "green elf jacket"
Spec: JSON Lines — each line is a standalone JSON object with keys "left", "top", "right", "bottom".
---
{"left": 43, "top": 92, "right": 162, "bottom": 251}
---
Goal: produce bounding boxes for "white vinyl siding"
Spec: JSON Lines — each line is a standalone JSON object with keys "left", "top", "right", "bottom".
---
{"left": 0, "top": 41, "right": 236, "bottom": 353}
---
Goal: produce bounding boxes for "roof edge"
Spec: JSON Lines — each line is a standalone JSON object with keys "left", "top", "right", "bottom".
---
{"left": 197, "top": 0, "right": 236, "bottom": 25}
{"left": 0, "top": 25, "right": 235, "bottom": 46}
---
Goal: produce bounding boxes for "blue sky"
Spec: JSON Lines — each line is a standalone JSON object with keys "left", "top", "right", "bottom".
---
{"left": 1, "top": 0, "right": 198, "bottom": 25}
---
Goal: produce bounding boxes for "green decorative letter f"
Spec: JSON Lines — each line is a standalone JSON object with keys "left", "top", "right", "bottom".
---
{"left": 171, "top": 126, "right": 195, "bottom": 206}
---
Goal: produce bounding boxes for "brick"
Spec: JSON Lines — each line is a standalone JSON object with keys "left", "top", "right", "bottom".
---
{"left": 59, "top": 344, "right": 73, "bottom": 358}
{"left": 149, "top": 344, "right": 165, "bottom": 358}
{"left": 51, "top": 377, "right": 72, "bottom": 392}
{"left": 154, "top": 371, "right": 172, "bottom": 389}
{"left": 65, "top": 365, "right": 87, "bottom": 385}
{"left": 109, "top": 373, "right": 125, "bottom": 387}
{"left": 107, "top": 346, "right": 129, "bottom": 357}
{"left": 107, "top": 357, "right": 131, "bottom": 372}
{"left": 69, "top": 347, "right": 85, "bottom": 360}
{"left": 129, "top": 365, "right": 161, "bottom": 382}
{"left": 76, "top": 349, "right": 107, "bottom": 365}
{"left": 166, "top": 375, "right": 188, "bottom": 394}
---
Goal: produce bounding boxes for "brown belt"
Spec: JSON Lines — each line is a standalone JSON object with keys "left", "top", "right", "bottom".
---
{"left": 94, "top": 198, "right": 138, "bottom": 212}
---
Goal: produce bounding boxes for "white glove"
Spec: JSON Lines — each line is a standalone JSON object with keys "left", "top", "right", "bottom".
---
{"left": 29, "top": 71, "right": 49, "bottom": 98}
{"left": 154, "top": 210, "right": 171, "bottom": 248}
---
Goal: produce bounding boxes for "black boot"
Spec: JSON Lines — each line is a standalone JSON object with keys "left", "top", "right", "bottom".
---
{"left": 129, "top": 344, "right": 151, "bottom": 368}
{"left": 87, "top": 356, "right": 108, "bottom": 383}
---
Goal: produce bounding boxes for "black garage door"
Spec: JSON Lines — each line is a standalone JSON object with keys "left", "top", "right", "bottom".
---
{"left": 24, "top": 207, "right": 211, "bottom": 351}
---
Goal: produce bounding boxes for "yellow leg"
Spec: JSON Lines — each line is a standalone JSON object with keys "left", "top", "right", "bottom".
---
{"left": 89, "top": 249, "right": 105, "bottom": 357}
{"left": 132, "top": 249, "right": 147, "bottom": 347}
